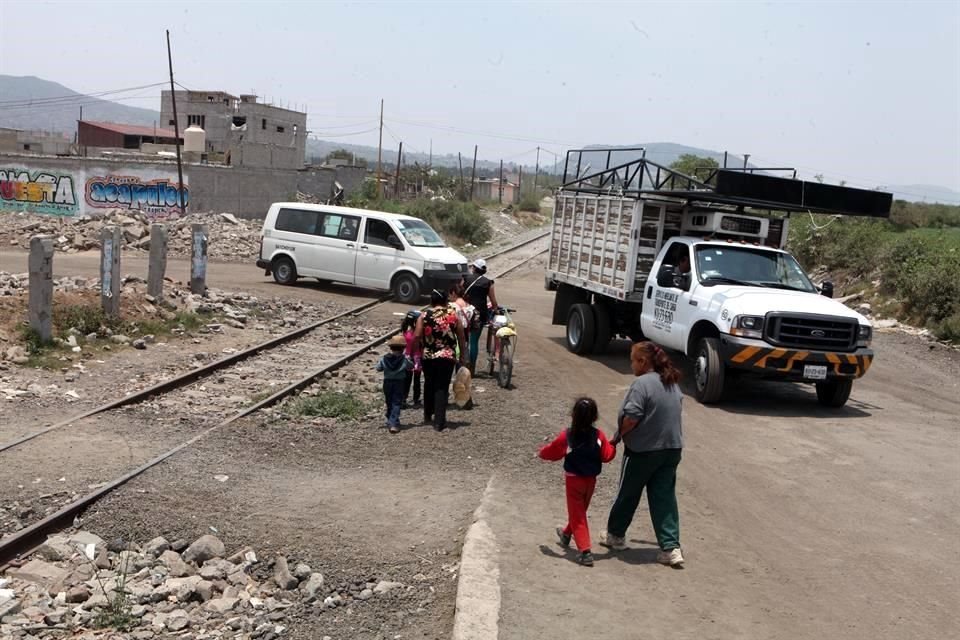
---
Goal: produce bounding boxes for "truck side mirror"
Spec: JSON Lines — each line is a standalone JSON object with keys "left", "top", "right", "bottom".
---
{"left": 820, "top": 281, "right": 834, "bottom": 298}
{"left": 656, "top": 265, "right": 674, "bottom": 287}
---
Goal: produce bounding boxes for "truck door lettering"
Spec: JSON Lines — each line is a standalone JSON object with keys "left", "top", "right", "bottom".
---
{"left": 653, "top": 290, "right": 679, "bottom": 332}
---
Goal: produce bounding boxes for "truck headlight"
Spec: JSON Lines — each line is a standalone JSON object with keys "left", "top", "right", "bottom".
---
{"left": 857, "top": 325, "right": 872, "bottom": 347}
{"left": 423, "top": 261, "right": 445, "bottom": 270}
{"left": 730, "top": 315, "right": 764, "bottom": 339}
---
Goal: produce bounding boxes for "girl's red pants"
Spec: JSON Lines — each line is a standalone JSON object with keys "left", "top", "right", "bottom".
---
{"left": 563, "top": 475, "right": 597, "bottom": 551}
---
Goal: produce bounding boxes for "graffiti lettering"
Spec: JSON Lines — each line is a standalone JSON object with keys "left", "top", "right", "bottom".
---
{"left": 0, "top": 169, "right": 78, "bottom": 216}
{"left": 86, "top": 175, "right": 188, "bottom": 219}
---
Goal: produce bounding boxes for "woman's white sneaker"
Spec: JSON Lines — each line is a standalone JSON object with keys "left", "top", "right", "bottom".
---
{"left": 657, "top": 548, "right": 684, "bottom": 566}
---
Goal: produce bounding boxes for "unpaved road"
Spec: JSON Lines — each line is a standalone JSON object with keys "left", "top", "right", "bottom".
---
{"left": 2, "top": 249, "right": 957, "bottom": 639}
{"left": 486, "top": 259, "right": 959, "bottom": 640}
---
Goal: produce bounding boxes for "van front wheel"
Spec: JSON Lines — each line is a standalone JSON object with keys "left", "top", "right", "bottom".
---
{"left": 272, "top": 256, "right": 297, "bottom": 285}
{"left": 392, "top": 273, "right": 421, "bottom": 303}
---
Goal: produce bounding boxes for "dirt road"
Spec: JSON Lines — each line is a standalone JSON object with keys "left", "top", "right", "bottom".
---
{"left": 1, "top": 249, "right": 957, "bottom": 638}
{"left": 485, "top": 260, "right": 959, "bottom": 639}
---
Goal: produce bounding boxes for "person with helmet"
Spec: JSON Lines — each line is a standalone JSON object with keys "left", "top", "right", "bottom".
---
{"left": 461, "top": 258, "right": 499, "bottom": 374}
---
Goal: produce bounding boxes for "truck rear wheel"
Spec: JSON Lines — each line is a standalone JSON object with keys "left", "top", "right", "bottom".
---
{"left": 815, "top": 379, "right": 853, "bottom": 408}
{"left": 591, "top": 304, "right": 612, "bottom": 354}
{"left": 694, "top": 337, "right": 726, "bottom": 404}
{"left": 566, "top": 303, "right": 596, "bottom": 354}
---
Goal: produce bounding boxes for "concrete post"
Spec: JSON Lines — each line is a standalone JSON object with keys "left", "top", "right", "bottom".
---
{"left": 147, "top": 223, "right": 168, "bottom": 300}
{"left": 190, "top": 223, "right": 208, "bottom": 296}
{"left": 28, "top": 236, "right": 54, "bottom": 342}
{"left": 100, "top": 226, "right": 121, "bottom": 318}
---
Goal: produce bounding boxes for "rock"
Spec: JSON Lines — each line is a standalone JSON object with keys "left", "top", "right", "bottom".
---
{"left": 273, "top": 556, "right": 298, "bottom": 590}
{"left": 144, "top": 536, "right": 171, "bottom": 557}
{"left": 199, "top": 558, "right": 235, "bottom": 580}
{"left": 132, "top": 338, "right": 147, "bottom": 350}
{"left": 65, "top": 585, "right": 91, "bottom": 603}
{"left": 0, "top": 598, "right": 21, "bottom": 619}
{"left": 165, "top": 609, "right": 190, "bottom": 631}
{"left": 196, "top": 579, "right": 215, "bottom": 601}
{"left": 373, "top": 580, "right": 404, "bottom": 595}
{"left": 35, "top": 540, "right": 75, "bottom": 562}
{"left": 110, "top": 334, "right": 131, "bottom": 345}
{"left": 159, "top": 550, "right": 195, "bottom": 577}
{"left": 874, "top": 318, "right": 900, "bottom": 329}
{"left": 204, "top": 596, "right": 239, "bottom": 614}
{"left": 220, "top": 213, "right": 240, "bottom": 225}
{"left": 182, "top": 534, "right": 225, "bottom": 565}
{"left": 170, "top": 539, "right": 189, "bottom": 553}
{"left": 43, "top": 608, "right": 68, "bottom": 625}
{"left": 11, "top": 559, "right": 70, "bottom": 587}
{"left": 94, "top": 547, "right": 111, "bottom": 570}
{"left": 300, "top": 573, "right": 325, "bottom": 599}
{"left": 358, "top": 588, "right": 373, "bottom": 601}
{"left": 130, "top": 604, "right": 148, "bottom": 618}
{"left": 292, "top": 563, "right": 312, "bottom": 580}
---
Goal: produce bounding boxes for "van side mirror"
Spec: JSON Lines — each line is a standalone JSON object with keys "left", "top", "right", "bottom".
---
{"left": 820, "top": 281, "right": 834, "bottom": 298}
{"left": 387, "top": 235, "right": 403, "bottom": 250}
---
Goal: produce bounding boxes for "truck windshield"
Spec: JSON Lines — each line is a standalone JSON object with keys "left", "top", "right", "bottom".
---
{"left": 395, "top": 218, "right": 446, "bottom": 247}
{"left": 694, "top": 245, "right": 816, "bottom": 293}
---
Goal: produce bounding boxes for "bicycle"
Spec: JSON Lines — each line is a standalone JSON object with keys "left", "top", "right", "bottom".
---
{"left": 484, "top": 306, "right": 517, "bottom": 389}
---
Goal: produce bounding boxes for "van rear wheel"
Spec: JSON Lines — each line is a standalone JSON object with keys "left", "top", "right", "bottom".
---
{"left": 272, "top": 256, "right": 297, "bottom": 285}
{"left": 392, "top": 273, "right": 421, "bottom": 304}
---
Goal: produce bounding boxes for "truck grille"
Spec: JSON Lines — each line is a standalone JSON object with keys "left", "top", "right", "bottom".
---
{"left": 764, "top": 313, "right": 857, "bottom": 351}
{"left": 444, "top": 263, "right": 466, "bottom": 274}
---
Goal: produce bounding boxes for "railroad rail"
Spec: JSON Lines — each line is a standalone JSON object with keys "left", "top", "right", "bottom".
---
{"left": 0, "top": 232, "right": 549, "bottom": 565}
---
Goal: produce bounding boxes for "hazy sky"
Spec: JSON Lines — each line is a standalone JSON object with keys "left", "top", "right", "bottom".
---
{"left": 1, "top": 1, "right": 958, "bottom": 191}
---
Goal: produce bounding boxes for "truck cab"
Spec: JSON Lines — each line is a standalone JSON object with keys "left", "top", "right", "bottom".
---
{"left": 642, "top": 236, "right": 873, "bottom": 406}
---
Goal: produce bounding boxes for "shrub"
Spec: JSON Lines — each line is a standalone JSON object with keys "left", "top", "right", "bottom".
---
{"left": 518, "top": 192, "right": 541, "bottom": 213}
{"left": 880, "top": 231, "right": 960, "bottom": 325}
{"left": 289, "top": 391, "right": 368, "bottom": 420}
{"left": 935, "top": 313, "right": 960, "bottom": 343}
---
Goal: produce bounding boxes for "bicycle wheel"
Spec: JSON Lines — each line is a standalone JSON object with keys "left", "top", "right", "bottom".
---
{"left": 498, "top": 337, "right": 513, "bottom": 389}
{"left": 486, "top": 329, "right": 496, "bottom": 377}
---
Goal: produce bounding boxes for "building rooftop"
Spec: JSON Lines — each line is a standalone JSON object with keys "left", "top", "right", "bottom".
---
{"left": 82, "top": 121, "right": 180, "bottom": 138}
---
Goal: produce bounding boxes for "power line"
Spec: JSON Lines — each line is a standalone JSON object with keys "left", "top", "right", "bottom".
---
{"left": 0, "top": 82, "right": 168, "bottom": 108}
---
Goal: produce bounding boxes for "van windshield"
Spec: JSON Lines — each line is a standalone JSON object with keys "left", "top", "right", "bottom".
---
{"left": 395, "top": 218, "right": 445, "bottom": 247}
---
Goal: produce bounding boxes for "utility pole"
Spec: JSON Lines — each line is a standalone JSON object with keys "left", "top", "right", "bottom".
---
{"left": 75, "top": 106, "right": 83, "bottom": 144}
{"left": 394, "top": 141, "right": 403, "bottom": 198}
{"left": 458, "top": 152, "right": 465, "bottom": 200}
{"left": 166, "top": 30, "right": 186, "bottom": 218}
{"left": 534, "top": 146, "right": 540, "bottom": 192}
{"left": 428, "top": 139, "right": 432, "bottom": 169}
{"left": 470, "top": 145, "right": 478, "bottom": 201}
{"left": 498, "top": 159, "right": 504, "bottom": 204}
{"left": 743, "top": 153, "right": 750, "bottom": 171}
{"left": 376, "top": 99, "right": 384, "bottom": 198}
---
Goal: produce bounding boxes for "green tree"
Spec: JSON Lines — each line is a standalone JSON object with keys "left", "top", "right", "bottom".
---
{"left": 669, "top": 154, "right": 719, "bottom": 181}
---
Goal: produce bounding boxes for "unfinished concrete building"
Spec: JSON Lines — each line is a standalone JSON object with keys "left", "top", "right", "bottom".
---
{"left": 159, "top": 91, "right": 307, "bottom": 170}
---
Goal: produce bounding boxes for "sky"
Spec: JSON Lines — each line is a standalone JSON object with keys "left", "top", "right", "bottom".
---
{"left": 1, "top": 0, "right": 958, "bottom": 192}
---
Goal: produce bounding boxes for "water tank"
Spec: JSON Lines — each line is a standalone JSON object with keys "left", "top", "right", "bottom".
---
{"left": 183, "top": 125, "right": 206, "bottom": 154}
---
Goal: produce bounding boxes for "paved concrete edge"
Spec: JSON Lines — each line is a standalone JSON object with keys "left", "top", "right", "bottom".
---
{"left": 452, "top": 476, "right": 500, "bottom": 640}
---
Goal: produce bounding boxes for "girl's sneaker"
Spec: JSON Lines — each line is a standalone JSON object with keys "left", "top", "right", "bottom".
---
{"left": 579, "top": 551, "right": 594, "bottom": 567}
{"left": 555, "top": 527, "right": 571, "bottom": 549}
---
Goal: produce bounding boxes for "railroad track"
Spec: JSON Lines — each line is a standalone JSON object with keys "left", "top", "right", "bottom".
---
{"left": 0, "top": 231, "right": 549, "bottom": 565}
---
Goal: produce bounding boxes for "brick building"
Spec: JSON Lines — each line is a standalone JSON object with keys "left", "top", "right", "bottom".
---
{"left": 77, "top": 121, "right": 181, "bottom": 149}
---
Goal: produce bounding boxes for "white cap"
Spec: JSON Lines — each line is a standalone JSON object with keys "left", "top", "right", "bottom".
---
{"left": 472, "top": 258, "right": 487, "bottom": 270}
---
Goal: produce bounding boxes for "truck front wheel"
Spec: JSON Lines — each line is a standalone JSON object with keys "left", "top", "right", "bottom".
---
{"left": 815, "top": 379, "right": 853, "bottom": 408}
{"left": 694, "top": 337, "right": 726, "bottom": 404}
{"left": 566, "top": 303, "right": 596, "bottom": 355}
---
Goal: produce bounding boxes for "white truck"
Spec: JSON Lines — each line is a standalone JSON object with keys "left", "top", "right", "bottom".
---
{"left": 545, "top": 148, "right": 893, "bottom": 408}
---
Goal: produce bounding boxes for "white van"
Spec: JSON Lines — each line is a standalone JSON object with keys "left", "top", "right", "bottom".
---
{"left": 256, "top": 203, "right": 470, "bottom": 303}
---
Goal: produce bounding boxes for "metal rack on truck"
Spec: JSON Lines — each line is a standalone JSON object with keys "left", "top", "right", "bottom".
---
{"left": 545, "top": 147, "right": 893, "bottom": 407}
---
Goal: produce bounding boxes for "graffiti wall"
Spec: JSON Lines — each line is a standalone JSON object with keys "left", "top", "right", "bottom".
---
{"left": 0, "top": 160, "right": 188, "bottom": 219}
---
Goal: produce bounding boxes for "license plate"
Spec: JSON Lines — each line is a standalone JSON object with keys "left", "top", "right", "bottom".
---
{"left": 803, "top": 365, "right": 828, "bottom": 380}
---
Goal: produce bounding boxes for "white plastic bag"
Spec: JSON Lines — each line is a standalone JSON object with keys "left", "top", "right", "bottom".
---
{"left": 453, "top": 366, "right": 472, "bottom": 407}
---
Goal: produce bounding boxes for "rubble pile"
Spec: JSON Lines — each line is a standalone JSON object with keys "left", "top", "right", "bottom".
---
{"left": 0, "top": 211, "right": 262, "bottom": 262}
{"left": 0, "top": 530, "right": 416, "bottom": 639}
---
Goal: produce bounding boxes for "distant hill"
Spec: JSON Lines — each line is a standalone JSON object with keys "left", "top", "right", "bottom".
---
{"left": 0, "top": 75, "right": 161, "bottom": 134}
{"left": 887, "top": 184, "right": 960, "bottom": 205}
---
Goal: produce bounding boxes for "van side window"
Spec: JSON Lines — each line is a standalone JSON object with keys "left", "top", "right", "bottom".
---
{"left": 320, "top": 214, "right": 360, "bottom": 241}
{"left": 275, "top": 208, "right": 320, "bottom": 235}
{"left": 365, "top": 219, "right": 401, "bottom": 247}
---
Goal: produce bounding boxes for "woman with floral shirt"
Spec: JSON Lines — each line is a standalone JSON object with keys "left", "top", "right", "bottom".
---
{"left": 415, "top": 289, "right": 468, "bottom": 431}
